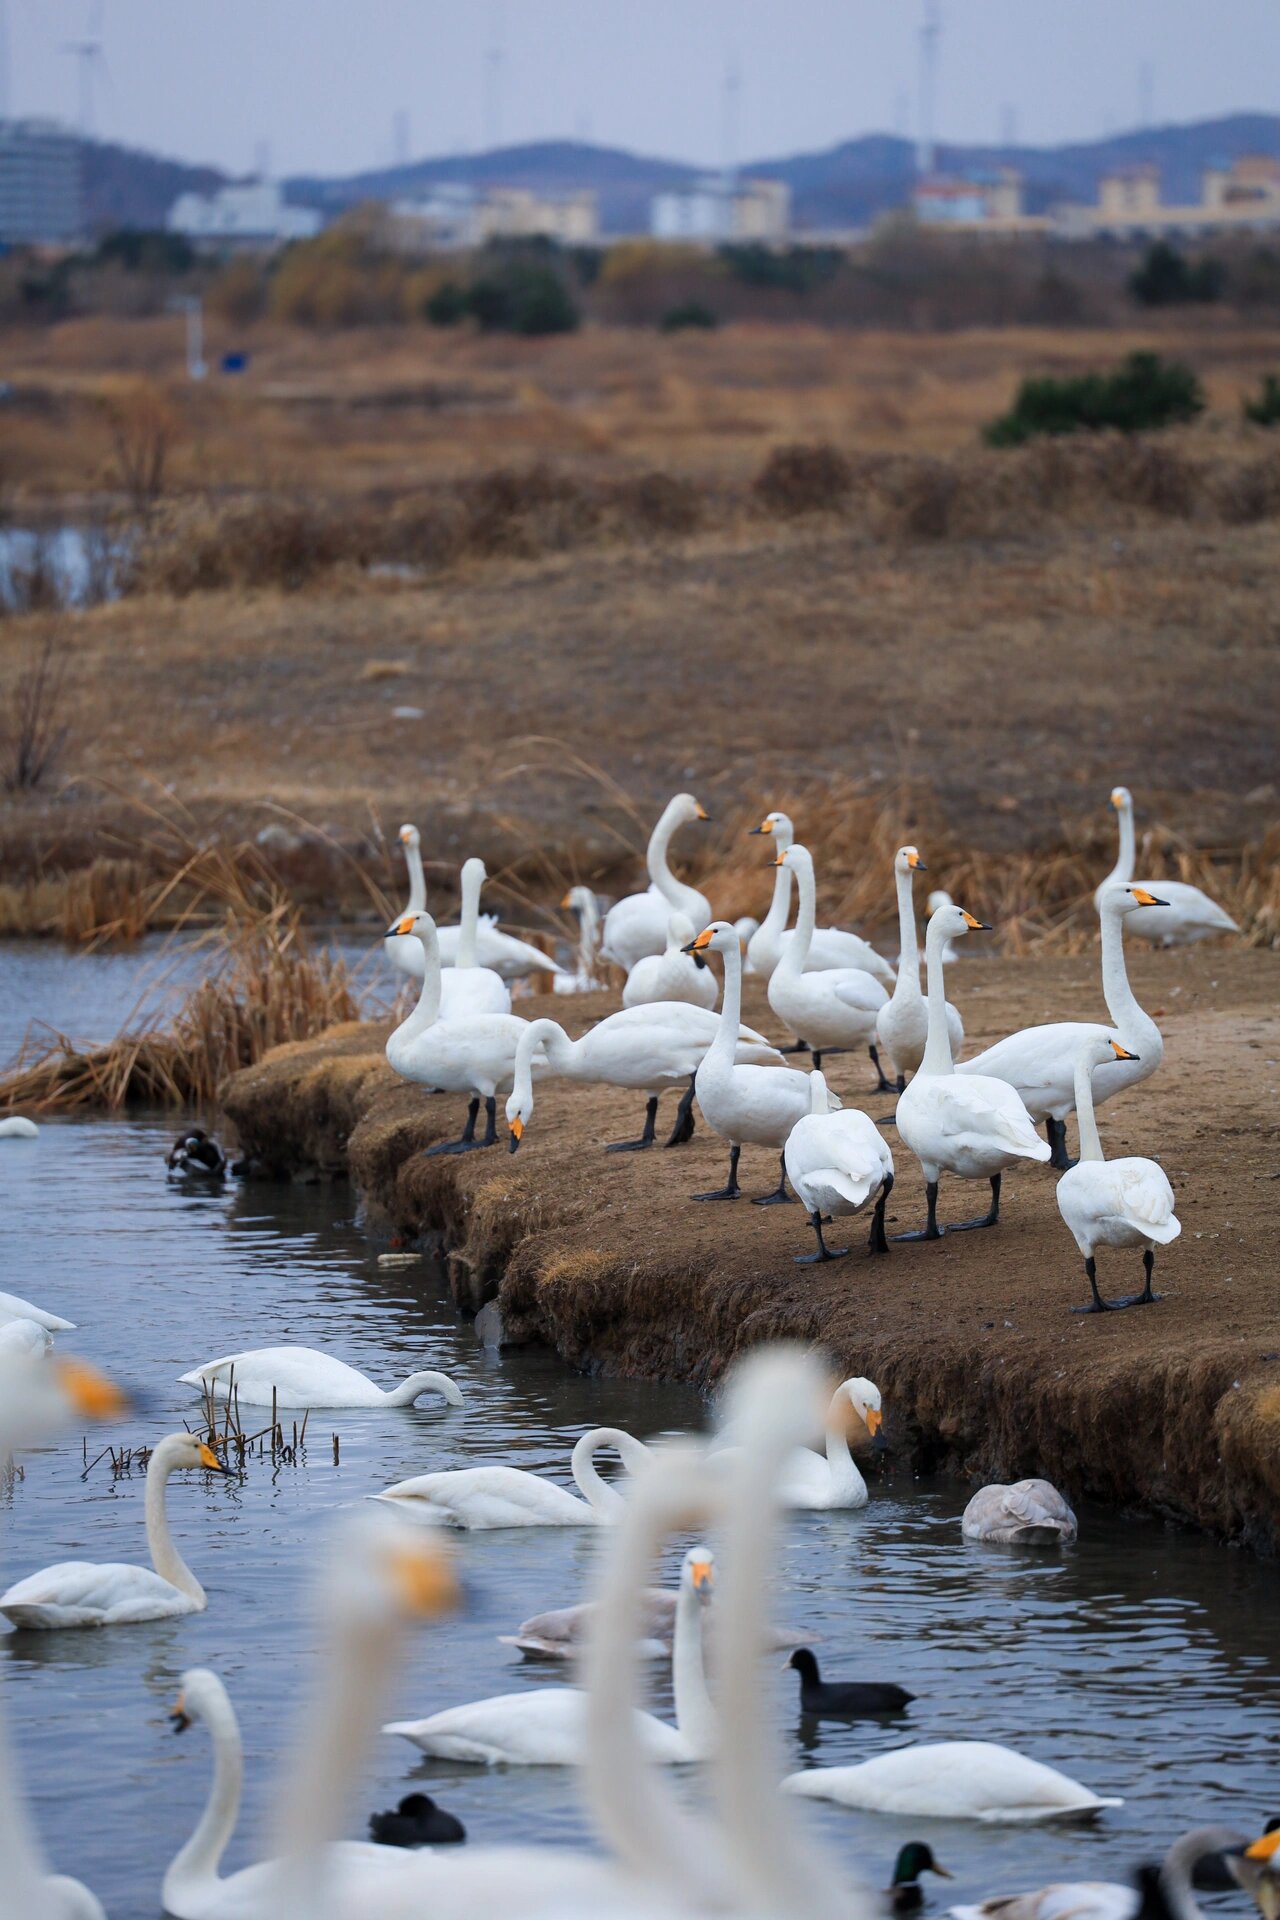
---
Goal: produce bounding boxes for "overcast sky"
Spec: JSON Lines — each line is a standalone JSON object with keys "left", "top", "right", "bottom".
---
{"left": 5, "top": 1, "right": 1277, "bottom": 179}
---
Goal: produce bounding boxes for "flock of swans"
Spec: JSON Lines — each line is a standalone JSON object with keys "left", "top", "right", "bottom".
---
{"left": 382, "top": 780, "right": 1235, "bottom": 1311}
{"left": 2, "top": 1341, "right": 1274, "bottom": 1920}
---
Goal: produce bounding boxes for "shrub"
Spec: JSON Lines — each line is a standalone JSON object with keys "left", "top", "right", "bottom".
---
{"left": 206, "top": 256, "right": 268, "bottom": 327}
{"left": 425, "top": 280, "right": 468, "bottom": 326}
{"left": 1129, "top": 241, "right": 1225, "bottom": 306}
{"left": 609, "top": 471, "right": 703, "bottom": 536}
{"left": 721, "top": 244, "right": 841, "bottom": 293}
{"left": 1, "top": 630, "right": 72, "bottom": 792}
{"left": 466, "top": 261, "right": 579, "bottom": 336}
{"left": 660, "top": 300, "right": 718, "bottom": 332}
{"left": 985, "top": 352, "right": 1204, "bottom": 446}
{"left": 753, "top": 442, "right": 854, "bottom": 516}
{"left": 1213, "top": 455, "right": 1280, "bottom": 524}
{"left": 95, "top": 228, "right": 195, "bottom": 276}
{"left": 1243, "top": 374, "right": 1280, "bottom": 427}
{"left": 103, "top": 379, "right": 178, "bottom": 519}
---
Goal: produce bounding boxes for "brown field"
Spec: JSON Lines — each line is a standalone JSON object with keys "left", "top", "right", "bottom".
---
{"left": 1, "top": 318, "right": 1277, "bottom": 948}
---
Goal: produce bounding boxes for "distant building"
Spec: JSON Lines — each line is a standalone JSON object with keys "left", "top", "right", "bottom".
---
{"left": 651, "top": 176, "right": 791, "bottom": 244}
{"left": 166, "top": 180, "right": 321, "bottom": 251}
{"left": 390, "top": 185, "right": 598, "bottom": 252}
{"left": 1058, "top": 154, "right": 1280, "bottom": 239}
{"left": 0, "top": 119, "right": 81, "bottom": 246}
{"left": 911, "top": 167, "right": 1046, "bottom": 233}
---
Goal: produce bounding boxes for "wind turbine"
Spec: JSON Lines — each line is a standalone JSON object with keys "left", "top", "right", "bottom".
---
{"left": 62, "top": 0, "right": 105, "bottom": 137}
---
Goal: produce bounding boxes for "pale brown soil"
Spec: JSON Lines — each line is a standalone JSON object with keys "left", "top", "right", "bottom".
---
{"left": 223, "top": 944, "right": 1280, "bottom": 1552}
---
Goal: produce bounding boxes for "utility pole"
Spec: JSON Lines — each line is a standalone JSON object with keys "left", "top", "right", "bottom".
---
{"left": 917, "top": 0, "right": 940, "bottom": 177}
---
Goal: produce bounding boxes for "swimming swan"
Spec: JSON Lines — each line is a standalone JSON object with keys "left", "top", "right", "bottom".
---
{"left": 782, "top": 1741, "right": 1121, "bottom": 1824}
{"left": 767, "top": 846, "right": 889, "bottom": 1070}
{"left": 774, "top": 1375, "right": 884, "bottom": 1511}
{"left": 383, "top": 1545, "right": 716, "bottom": 1765}
{"left": 504, "top": 1006, "right": 783, "bottom": 1154}
{"left": 948, "top": 1825, "right": 1251, "bottom": 1920}
{"left": 0, "top": 1116, "right": 39, "bottom": 1140}
{"left": 1096, "top": 788, "right": 1237, "bottom": 946}
{"left": 958, "top": 885, "right": 1164, "bottom": 1170}
{"left": 600, "top": 794, "right": 712, "bottom": 972}
{"left": 179, "top": 1346, "right": 464, "bottom": 1410}
{"left": 0, "top": 1289, "right": 75, "bottom": 1333}
{"left": 783, "top": 1069, "right": 894, "bottom": 1262}
{"left": 894, "top": 905, "right": 1050, "bottom": 1239}
{"left": 374, "top": 1425, "right": 652, "bottom": 1529}
{"left": 875, "top": 847, "right": 963, "bottom": 1091}
{"left": 746, "top": 812, "right": 895, "bottom": 987}
{"left": 623, "top": 911, "right": 718, "bottom": 1012}
{"left": 387, "top": 826, "right": 563, "bottom": 983}
{"left": 1055, "top": 1033, "right": 1180, "bottom": 1314}
{"left": 687, "top": 921, "right": 837, "bottom": 1204}
{"left": 0, "top": 1431, "right": 229, "bottom": 1629}
{"left": 961, "top": 1479, "right": 1078, "bottom": 1546}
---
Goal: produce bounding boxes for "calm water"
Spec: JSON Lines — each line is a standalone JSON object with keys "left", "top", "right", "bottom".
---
{"left": 1, "top": 966, "right": 1277, "bottom": 1917}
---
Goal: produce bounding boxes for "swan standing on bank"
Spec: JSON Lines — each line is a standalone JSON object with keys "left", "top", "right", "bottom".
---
{"left": 505, "top": 1007, "right": 783, "bottom": 1154}
{"left": 687, "top": 921, "right": 836, "bottom": 1204}
{"left": 1096, "top": 787, "right": 1238, "bottom": 946}
{"left": 927, "top": 890, "right": 959, "bottom": 963}
{"left": 746, "top": 812, "right": 896, "bottom": 987}
{"left": 387, "top": 857, "right": 510, "bottom": 1014}
{"left": 895, "top": 905, "right": 1051, "bottom": 1239}
{"left": 0, "top": 1431, "right": 228, "bottom": 1629}
{"left": 384, "top": 1545, "right": 716, "bottom": 1766}
{"left": 387, "top": 827, "right": 563, "bottom": 985}
{"left": 767, "top": 846, "right": 889, "bottom": 1073}
{"left": 1056, "top": 1033, "right": 1181, "bottom": 1313}
{"left": 958, "top": 885, "right": 1165, "bottom": 1171}
{"left": 875, "top": 848, "right": 963, "bottom": 1092}
{"left": 179, "top": 1346, "right": 463, "bottom": 1411}
{"left": 374, "top": 1425, "right": 651, "bottom": 1528}
{"left": 961, "top": 1480, "right": 1078, "bottom": 1545}
{"left": 384, "top": 911, "right": 545, "bottom": 1152}
{"left": 784, "top": 1070, "right": 894, "bottom": 1262}
{"left": 600, "top": 793, "right": 712, "bottom": 972}
{"left": 623, "top": 911, "right": 718, "bottom": 1011}
{"left": 557, "top": 885, "right": 604, "bottom": 992}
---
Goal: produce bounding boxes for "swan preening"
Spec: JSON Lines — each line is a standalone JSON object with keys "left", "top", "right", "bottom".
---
{"left": 179, "top": 1345, "right": 464, "bottom": 1410}
{"left": 374, "top": 1425, "right": 651, "bottom": 1528}
{"left": 784, "top": 1068, "right": 894, "bottom": 1261}
{"left": 387, "top": 826, "right": 563, "bottom": 984}
{"left": 0, "top": 1431, "right": 228, "bottom": 1629}
{"left": 1098, "top": 788, "right": 1238, "bottom": 946}
{"left": 600, "top": 792, "right": 712, "bottom": 972}
{"left": 962, "top": 1479, "right": 1079, "bottom": 1546}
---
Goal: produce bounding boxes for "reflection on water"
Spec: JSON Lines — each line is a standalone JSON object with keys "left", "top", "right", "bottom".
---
{"left": 2, "top": 1117, "right": 1276, "bottom": 1917}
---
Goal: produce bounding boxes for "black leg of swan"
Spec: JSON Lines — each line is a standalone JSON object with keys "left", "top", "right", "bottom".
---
{"left": 1072, "top": 1255, "right": 1116, "bottom": 1314}
{"left": 947, "top": 1173, "right": 1002, "bottom": 1232}
{"left": 663, "top": 1077, "right": 697, "bottom": 1149}
{"left": 780, "top": 1038, "right": 812, "bottom": 1056}
{"left": 753, "top": 1150, "right": 795, "bottom": 1206}
{"left": 893, "top": 1178, "right": 943, "bottom": 1242}
{"left": 480, "top": 1096, "right": 498, "bottom": 1148}
{"left": 794, "top": 1209, "right": 847, "bottom": 1264}
{"left": 695, "top": 1143, "right": 742, "bottom": 1202}
{"left": 868, "top": 1172, "right": 893, "bottom": 1255}
{"left": 1106, "top": 1248, "right": 1165, "bottom": 1312}
{"left": 1045, "top": 1118, "right": 1077, "bottom": 1172}
{"left": 607, "top": 1096, "right": 659, "bottom": 1153}
{"left": 868, "top": 1044, "right": 896, "bottom": 1095}
{"left": 424, "top": 1096, "right": 480, "bottom": 1156}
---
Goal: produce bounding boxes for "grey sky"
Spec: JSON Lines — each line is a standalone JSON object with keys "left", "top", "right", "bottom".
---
{"left": 6, "top": 2, "right": 1277, "bottom": 179}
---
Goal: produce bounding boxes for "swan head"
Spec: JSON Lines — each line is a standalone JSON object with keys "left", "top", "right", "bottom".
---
{"left": 169, "top": 1666, "right": 228, "bottom": 1736}
{"left": 561, "top": 885, "right": 597, "bottom": 916}
{"left": 669, "top": 792, "right": 709, "bottom": 825}
{"left": 461, "top": 856, "right": 487, "bottom": 888}
{"left": 398, "top": 824, "right": 420, "bottom": 849}
{"left": 836, "top": 1376, "right": 883, "bottom": 1442}
{"left": 683, "top": 920, "right": 737, "bottom": 959}
{"left": 385, "top": 908, "right": 437, "bottom": 943}
{"left": 1077, "top": 1031, "right": 1141, "bottom": 1074}
{"left": 1109, "top": 786, "right": 1132, "bottom": 812}
{"left": 929, "top": 903, "right": 988, "bottom": 944}
{"left": 681, "top": 1545, "right": 715, "bottom": 1603}
{"left": 159, "top": 1432, "right": 231, "bottom": 1476}
{"left": 321, "top": 1509, "right": 461, "bottom": 1639}
{"left": 1098, "top": 882, "right": 1171, "bottom": 919}
{"left": 895, "top": 845, "right": 927, "bottom": 875}
{"left": 772, "top": 842, "right": 814, "bottom": 877}
{"left": 748, "top": 809, "right": 794, "bottom": 848}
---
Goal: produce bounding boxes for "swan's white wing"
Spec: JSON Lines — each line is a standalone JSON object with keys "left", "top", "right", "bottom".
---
{"left": 475, "top": 926, "right": 564, "bottom": 978}
{"left": 0, "top": 1289, "right": 75, "bottom": 1332}
{"left": 927, "top": 1076, "right": 1051, "bottom": 1157}
{"left": 1110, "top": 1158, "right": 1180, "bottom": 1241}
{"left": 952, "top": 1883, "right": 1135, "bottom": 1920}
{"left": 827, "top": 971, "right": 890, "bottom": 1014}
{"left": 782, "top": 1741, "right": 1119, "bottom": 1820}
{"left": 178, "top": 1347, "right": 378, "bottom": 1407}
{"left": 375, "top": 1465, "right": 595, "bottom": 1529}
{"left": 0, "top": 1561, "right": 193, "bottom": 1626}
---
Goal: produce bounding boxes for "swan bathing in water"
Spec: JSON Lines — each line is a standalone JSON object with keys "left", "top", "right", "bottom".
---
{"left": 179, "top": 1346, "right": 464, "bottom": 1410}
{"left": 374, "top": 1425, "right": 651, "bottom": 1528}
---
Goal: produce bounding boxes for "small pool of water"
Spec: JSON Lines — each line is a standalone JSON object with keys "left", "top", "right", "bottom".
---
{"left": 2, "top": 1115, "right": 1277, "bottom": 1918}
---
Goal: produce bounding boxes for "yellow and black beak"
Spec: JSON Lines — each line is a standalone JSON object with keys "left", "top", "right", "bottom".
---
{"left": 772, "top": 850, "right": 788, "bottom": 868}
{"left": 748, "top": 818, "right": 773, "bottom": 837}
{"left": 560, "top": 891, "right": 573, "bottom": 909}
{"left": 169, "top": 1696, "right": 192, "bottom": 1735}
{"left": 690, "top": 1557, "right": 714, "bottom": 1595}
{"left": 387, "top": 914, "right": 416, "bottom": 938}
{"left": 682, "top": 926, "right": 716, "bottom": 956}
{"left": 199, "top": 1442, "right": 230, "bottom": 1476}
{"left": 906, "top": 850, "right": 926, "bottom": 871}
{"left": 1246, "top": 1831, "right": 1280, "bottom": 1864}
{"left": 1110, "top": 1041, "right": 1140, "bottom": 1062}
{"left": 508, "top": 1116, "right": 524, "bottom": 1154}
{"left": 52, "top": 1357, "right": 129, "bottom": 1422}
{"left": 386, "top": 1538, "right": 461, "bottom": 1620}
{"left": 694, "top": 803, "right": 710, "bottom": 821}
{"left": 1130, "top": 887, "right": 1170, "bottom": 909}
{"left": 960, "top": 910, "right": 992, "bottom": 931}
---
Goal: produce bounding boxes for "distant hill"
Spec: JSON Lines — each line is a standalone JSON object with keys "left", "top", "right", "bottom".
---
{"left": 78, "top": 112, "right": 1280, "bottom": 238}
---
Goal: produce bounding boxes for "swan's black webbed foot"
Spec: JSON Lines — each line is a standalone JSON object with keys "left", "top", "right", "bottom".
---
{"left": 695, "top": 1143, "right": 742, "bottom": 1201}
{"left": 752, "top": 1151, "right": 795, "bottom": 1206}
{"left": 946, "top": 1174, "right": 1002, "bottom": 1233}
{"left": 1083, "top": 1248, "right": 1163, "bottom": 1312}
{"left": 868, "top": 1045, "right": 897, "bottom": 1095}
{"left": 1045, "top": 1118, "right": 1077, "bottom": 1172}
{"left": 794, "top": 1209, "right": 848, "bottom": 1264}
{"left": 607, "top": 1095, "right": 659, "bottom": 1153}
{"left": 893, "top": 1179, "right": 943, "bottom": 1242}
{"left": 424, "top": 1097, "right": 480, "bottom": 1155}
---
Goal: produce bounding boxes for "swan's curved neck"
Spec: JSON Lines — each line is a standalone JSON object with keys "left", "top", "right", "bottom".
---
{"left": 647, "top": 803, "right": 686, "bottom": 909}
{"left": 388, "top": 1371, "right": 456, "bottom": 1408}
{"left": 456, "top": 865, "right": 481, "bottom": 968}
{"left": 777, "top": 858, "right": 815, "bottom": 974}
{"left": 709, "top": 937, "right": 744, "bottom": 1067}
{"left": 1099, "top": 903, "right": 1152, "bottom": 1044}
{"left": 895, "top": 866, "right": 920, "bottom": 983}
{"left": 513, "top": 1018, "right": 573, "bottom": 1118}
{"left": 407, "top": 925, "right": 443, "bottom": 1030}
{"left": 822, "top": 1396, "right": 865, "bottom": 1500}
{"left": 146, "top": 1441, "right": 204, "bottom": 1603}
{"left": 571, "top": 1427, "right": 648, "bottom": 1516}
{"left": 760, "top": 859, "right": 793, "bottom": 941}
{"left": 1104, "top": 799, "right": 1135, "bottom": 889}
{"left": 671, "top": 1571, "right": 715, "bottom": 1758}
{"left": 1073, "top": 1056, "right": 1105, "bottom": 1164}
{"left": 920, "top": 920, "right": 956, "bottom": 1076}
{"left": 403, "top": 839, "right": 425, "bottom": 913}
{"left": 164, "top": 1688, "right": 244, "bottom": 1904}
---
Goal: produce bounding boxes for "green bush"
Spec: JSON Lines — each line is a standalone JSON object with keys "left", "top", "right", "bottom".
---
{"left": 985, "top": 352, "right": 1205, "bottom": 447}
{"left": 1243, "top": 374, "right": 1280, "bottom": 427}
{"left": 660, "top": 300, "right": 718, "bottom": 332}
{"left": 720, "top": 244, "right": 842, "bottom": 293}
{"left": 1129, "top": 241, "right": 1225, "bottom": 307}
{"left": 425, "top": 280, "right": 468, "bottom": 326}
{"left": 465, "top": 260, "right": 579, "bottom": 336}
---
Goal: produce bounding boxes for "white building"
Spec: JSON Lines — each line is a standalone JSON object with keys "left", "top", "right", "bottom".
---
{"left": 390, "top": 184, "right": 599, "bottom": 252}
{"left": 0, "top": 119, "right": 81, "bottom": 245}
{"left": 651, "top": 175, "right": 790, "bottom": 244}
{"left": 167, "top": 180, "right": 321, "bottom": 251}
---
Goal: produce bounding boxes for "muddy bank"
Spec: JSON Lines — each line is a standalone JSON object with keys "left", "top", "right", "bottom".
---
{"left": 222, "top": 947, "right": 1280, "bottom": 1553}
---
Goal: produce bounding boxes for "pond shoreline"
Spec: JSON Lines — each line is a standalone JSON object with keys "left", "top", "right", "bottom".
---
{"left": 222, "top": 949, "right": 1280, "bottom": 1556}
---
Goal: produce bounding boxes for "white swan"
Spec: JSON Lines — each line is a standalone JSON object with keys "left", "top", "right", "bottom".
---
{"left": 783, "top": 1070, "right": 894, "bottom": 1262}
{"left": 556, "top": 885, "right": 604, "bottom": 993}
{"left": 1056, "top": 1032, "right": 1181, "bottom": 1314}
{"left": 783, "top": 1738, "right": 1122, "bottom": 1823}
{"left": 927, "top": 889, "right": 959, "bottom": 963}
{"left": 386, "top": 826, "right": 563, "bottom": 984}
{"left": 0, "top": 1431, "right": 228, "bottom": 1629}
{"left": 1096, "top": 787, "right": 1238, "bottom": 946}
{"left": 384, "top": 1545, "right": 716, "bottom": 1766}
{"left": 505, "top": 1007, "right": 783, "bottom": 1154}
{"left": 773, "top": 1375, "right": 884, "bottom": 1511}
{"left": 623, "top": 911, "right": 718, "bottom": 1012}
{"left": 0, "top": 1115, "right": 39, "bottom": 1139}
{"left": 387, "top": 857, "right": 510, "bottom": 1015}
{"left": 384, "top": 910, "right": 545, "bottom": 1152}
{"left": 949, "top": 1826, "right": 1252, "bottom": 1920}
{"left": 0, "top": 1318, "right": 53, "bottom": 1361}
{"left": 0, "top": 1289, "right": 74, "bottom": 1333}
{"left": 958, "top": 885, "right": 1165, "bottom": 1170}
{"left": 875, "top": 847, "right": 963, "bottom": 1090}
{"left": 178, "top": 1346, "right": 464, "bottom": 1410}
{"left": 767, "top": 846, "right": 889, "bottom": 1070}
{"left": 895, "top": 904, "right": 1050, "bottom": 1238}
{"left": 688, "top": 920, "right": 836, "bottom": 1204}
{"left": 600, "top": 793, "right": 712, "bottom": 972}
{"left": 374, "top": 1425, "right": 652, "bottom": 1529}
{"left": 961, "top": 1480, "right": 1078, "bottom": 1545}
{"left": 746, "top": 811, "right": 895, "bottom": 987}
{"left": 500, "top": 1588, "right": 682, "bottom": 1660}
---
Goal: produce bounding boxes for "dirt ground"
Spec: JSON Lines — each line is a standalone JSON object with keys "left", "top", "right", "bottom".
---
{"left": 224, "top": 943, "right": 1280, "bottom": 1552}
